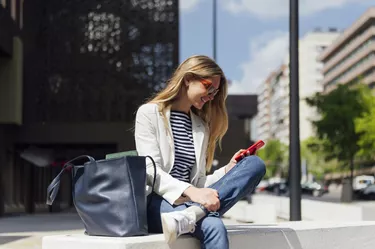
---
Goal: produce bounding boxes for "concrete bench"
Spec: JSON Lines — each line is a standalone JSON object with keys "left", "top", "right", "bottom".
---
{"left": 42, "top": 221, "right": 375, "bottom": 249}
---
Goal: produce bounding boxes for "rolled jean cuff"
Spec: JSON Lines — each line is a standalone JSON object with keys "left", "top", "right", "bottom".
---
{"left": 185, "top": 201, "right": 219, "bottom": 217}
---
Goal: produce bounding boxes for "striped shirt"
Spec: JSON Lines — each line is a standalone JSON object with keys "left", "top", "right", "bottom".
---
{"left": 169, "top": 111, "right": 196, "bottom": 183}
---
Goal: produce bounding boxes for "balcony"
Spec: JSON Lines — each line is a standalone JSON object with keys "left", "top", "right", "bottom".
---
{"left": 323, "top": 42, "right": 375, "bottom": 84}
{"left": 325, "top": 68, "right": 375, "bottom": 93}
{"left": 323, "top": 54, "right": 375, "bottom": 89}
{"left": 322, "top": 26, "right": 375, "bottom": 74}
{"left": 319, "top": 7, "right": 375, "bottom": 62}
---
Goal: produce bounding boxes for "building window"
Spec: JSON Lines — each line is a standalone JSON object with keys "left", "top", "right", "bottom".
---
{"left": 325, "top": 38, "right": 374, "bottom": 77}
{"left": 327, "top": 52, "right": 375, "bottom": 87}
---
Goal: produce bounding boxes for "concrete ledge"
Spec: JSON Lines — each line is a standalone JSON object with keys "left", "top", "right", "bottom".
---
{"left": 42, "top": 221, "right": 375, "bottom": 249}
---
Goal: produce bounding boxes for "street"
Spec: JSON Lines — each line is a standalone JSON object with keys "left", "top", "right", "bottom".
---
{"left": 0, "top": 210, "right": 83, "bottom": 249}
{"left": 260, "top": 186, "right": 375, "bottom": 204}
{"left": 302, "top": 188, "right": 342, "bottom": 203}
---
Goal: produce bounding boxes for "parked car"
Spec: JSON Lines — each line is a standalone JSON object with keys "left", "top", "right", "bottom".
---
{"left": 356, "top": 184, "right": 375, "bottom": 200}
{"left": 353, "top": 175, "right": 374, "bottom": 191}
{"left": 301, "top": 182, "right": 328, "bottom": 197}
{"left": 265, "top": 178, "right": 288, "bottom": 196}
{"left": 255, "top": 180, "right": 269, "bottom": 193}
{"left": 264, "top": 180, "right": 328, "bottom": 197}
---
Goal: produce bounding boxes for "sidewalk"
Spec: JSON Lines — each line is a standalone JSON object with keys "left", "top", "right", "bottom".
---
{"left": 0, "top": 210, "right": 246, "bottom": 249}
{"left": 0, "top": 211, "right": 84, "bottom": 249}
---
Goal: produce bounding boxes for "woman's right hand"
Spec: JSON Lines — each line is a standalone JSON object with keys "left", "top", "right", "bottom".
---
{"left": 183, "top": 186, "right": 220, "bottom": 212}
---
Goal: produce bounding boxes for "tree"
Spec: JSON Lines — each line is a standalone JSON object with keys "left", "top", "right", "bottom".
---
{"left": 257, "top": 139, "right": 288, "bottom": 178}
{"left": 301, "top": 137, "right": 340, "bottom": 180}
{"left": 355, "top": 87, "right": 375, "bottom": 159}
{"left": 305, "top": 84, "right": 370, "bottom": 200}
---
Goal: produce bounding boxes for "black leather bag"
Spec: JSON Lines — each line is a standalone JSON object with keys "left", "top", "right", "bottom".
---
{"left": 46, "top": 155, "right": 156, "bottom": 237}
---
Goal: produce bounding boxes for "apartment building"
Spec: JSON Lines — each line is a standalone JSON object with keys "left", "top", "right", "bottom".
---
{"left": 270, "top": 64, "right": 290, "bottom": 145}
{"left": 299, "top": 30, "right": 340, "bottom": 140}
{"left": 319, "top": 7, "right": 375, "bottom": 93}
{"left": 254, "top": 63, "right": 289, "bottom": 144}
{"left": 255, "top": 29, "right": 340, "bottom": 144}
{"left": 255, "top": 73, "right": 273, "bottom": 142}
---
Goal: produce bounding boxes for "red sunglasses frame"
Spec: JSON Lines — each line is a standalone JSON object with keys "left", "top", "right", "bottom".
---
{"left": 197, "top": 77, "right": 220, "bottom": 96}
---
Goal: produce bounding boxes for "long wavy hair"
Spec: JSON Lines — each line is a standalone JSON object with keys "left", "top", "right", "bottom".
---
{"left": 148, "top": 55, "right": 229, "bottom": 172}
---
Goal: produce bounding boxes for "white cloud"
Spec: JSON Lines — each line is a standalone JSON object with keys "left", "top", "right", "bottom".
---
{"left": 179, "top": 0, "right": 201, "bottom": 12}
{"left": 228, "top": 31, "right": 288, "bottom": 95}
{"left": 224, "top": 0, "right": 372, "bottom": 19}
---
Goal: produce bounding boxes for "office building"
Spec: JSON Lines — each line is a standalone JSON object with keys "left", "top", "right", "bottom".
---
{"left": 319, "top": 7, "right": 375, "bottom": 93}
{"left": 255, "top": 73, "right": 273, "bottom": 142}
{"left": 0, "top": 0, "right": 179, "bottom": 216}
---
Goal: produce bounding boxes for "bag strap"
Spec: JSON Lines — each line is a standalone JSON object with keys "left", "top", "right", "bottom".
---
{"left": 145, "top": 156, "right": 157, "bottom": 194}
{"left": 46, "top": 155, "right": 158, "bottom": 206}
{"left": 46, "top": 155, "right": 95, "bottom": 205}
{"left": 145, "top": 156, "right": 157, "bottom": 209}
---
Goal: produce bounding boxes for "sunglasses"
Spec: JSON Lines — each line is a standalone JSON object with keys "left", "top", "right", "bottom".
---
{"left": 198, "top": 78, "right": 220, "bottom": 97}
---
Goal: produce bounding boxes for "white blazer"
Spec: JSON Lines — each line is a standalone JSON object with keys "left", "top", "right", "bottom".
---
{"left": 134, "top": 103, "right": 226, "bottom": 205}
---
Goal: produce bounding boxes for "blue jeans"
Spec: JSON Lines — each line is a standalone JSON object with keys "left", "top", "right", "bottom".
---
{"left": 147, "top": 155, "right": 266, "bottom": 249}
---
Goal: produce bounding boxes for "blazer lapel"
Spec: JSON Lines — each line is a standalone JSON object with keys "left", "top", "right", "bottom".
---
{"left": 190, "top": 111, "right": 205, "bottom": 179}
{"left": 164, "top": 106, "right": 175, "bottom": 173}
{"left": 165, "top": 106, "right": 174, "bottom": 146}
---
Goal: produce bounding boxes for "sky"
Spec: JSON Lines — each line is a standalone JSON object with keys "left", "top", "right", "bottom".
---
{"left": 179, "top": 0, "right": 374, "bottom": 94}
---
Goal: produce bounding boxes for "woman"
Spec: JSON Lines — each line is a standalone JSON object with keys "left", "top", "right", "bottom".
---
{"left": 134, "top": 55, "right": 266, "bottom": 248}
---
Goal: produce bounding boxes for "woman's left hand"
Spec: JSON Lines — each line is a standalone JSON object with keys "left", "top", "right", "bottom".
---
{"left": 225, "top": 149, "right": 250, "bottom": 173}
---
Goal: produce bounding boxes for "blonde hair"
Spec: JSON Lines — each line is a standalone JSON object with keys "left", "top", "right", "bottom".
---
{"left": 148, "top": 55, "right": 229, "bottom": 172}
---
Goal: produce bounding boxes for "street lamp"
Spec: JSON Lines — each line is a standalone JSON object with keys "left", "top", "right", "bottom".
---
{"left": 289, "top": 0, "right": 302, "bottom": 221}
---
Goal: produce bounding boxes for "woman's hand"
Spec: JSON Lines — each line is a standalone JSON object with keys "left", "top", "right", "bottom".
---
{"left": 225, "top": 149, "right": 250, "bottom": 173}
{"left": 183, "top": 186, "right": 220, "bottom": 212}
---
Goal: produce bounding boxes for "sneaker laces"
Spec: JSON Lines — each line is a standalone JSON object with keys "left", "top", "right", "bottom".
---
{"left": 174, "top": 212, "right": 196, "bottom": 236}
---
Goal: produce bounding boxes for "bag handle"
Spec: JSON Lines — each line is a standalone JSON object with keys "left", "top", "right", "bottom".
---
{"left": 46, "top": 155, "right": 158, "bottom": 206}
{"left": 46, "top": 155, "right": 95, "bottom": 205}
{"left": 146, "top": 156, "right": 157, "bottom": 195}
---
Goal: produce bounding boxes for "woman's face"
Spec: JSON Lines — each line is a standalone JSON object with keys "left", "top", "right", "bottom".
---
{"left": 186, "top": 75, "right": 221, "bottom": 110}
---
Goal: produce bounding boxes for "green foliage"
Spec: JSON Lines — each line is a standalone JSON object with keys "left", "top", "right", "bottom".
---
{"left": 355, "top": 86, "right": 375, "bottom": 159}
{"left": 257, "top": 139, "right": 288, "bottom": 178}
{"left": 305, "top": 84, "right": 370, "bottom": 164}
{"left": 301, "top": 137, "right": 340, "bottom": 180}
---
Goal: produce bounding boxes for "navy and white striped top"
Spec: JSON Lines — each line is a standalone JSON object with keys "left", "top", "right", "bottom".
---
{"left": 169, "top": 111, "right": 196, "bottom": 183}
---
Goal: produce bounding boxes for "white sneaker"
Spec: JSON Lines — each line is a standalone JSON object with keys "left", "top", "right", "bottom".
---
{"left": 161, "top": 210, "right": 196, "bottom": 244}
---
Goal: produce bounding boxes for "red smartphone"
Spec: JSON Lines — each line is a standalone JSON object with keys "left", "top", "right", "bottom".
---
{"left": 234, "top": 140, "right": 265, "bottom": 162}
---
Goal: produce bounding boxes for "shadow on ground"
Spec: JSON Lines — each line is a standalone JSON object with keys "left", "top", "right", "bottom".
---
{"left": 0, "top": 212, "right": 84, "bottom": 234}
{"left": 0, "top": 236, "right": 30, "bottom": 245}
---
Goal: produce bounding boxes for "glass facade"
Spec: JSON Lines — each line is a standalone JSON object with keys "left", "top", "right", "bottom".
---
{"left": 23, "top": 0, "right": 179, "bottom": 123}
